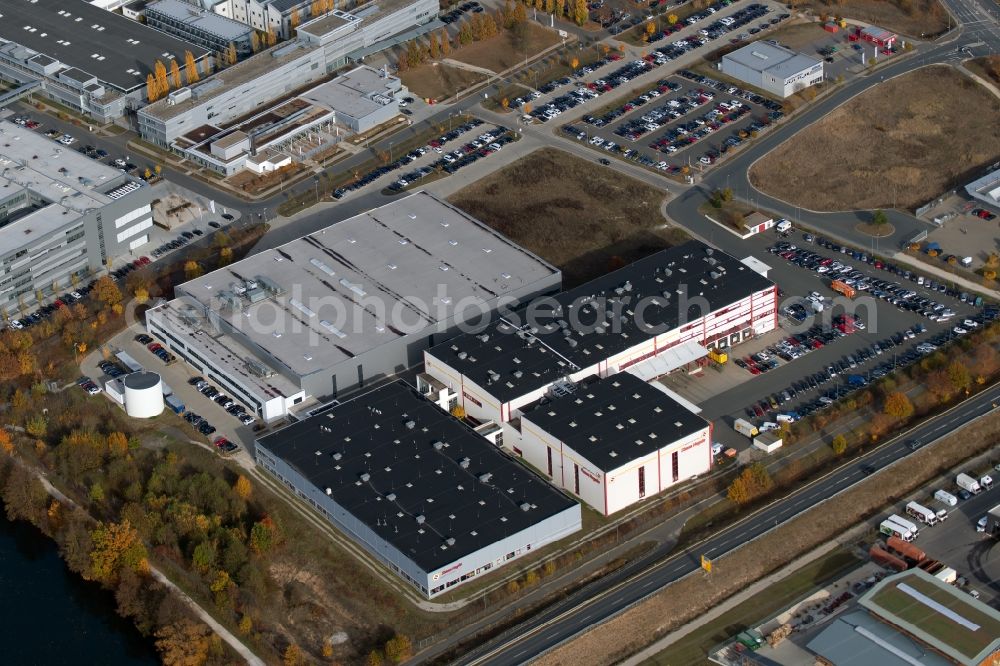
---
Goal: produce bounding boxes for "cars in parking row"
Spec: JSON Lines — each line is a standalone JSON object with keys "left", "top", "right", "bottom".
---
{"left": 76, "top": 376, "right": 102, "bottom": 396}
{"left": 439, "top": 0, "right": 482, "bottom": 23}
{"left": 98, "top": 359, "right": 128, "bottom": 378}
{"left": 147, "top": 342, "right": 176, "bottom": 364}
{"left": 151, "top": 229, "right": 203, "bottom": 259}
{"left": 333, "top": 119, "right": 486, "bottom": 199}
{"left": 213, "top": 436, "right": 240, "bottom": 456}
{"left": 432, "top": 128, "right": 514, "bottom": 174}
{"left": 187, "top": 376, "right": 256, "bottom": 426}
{"left": 743, "top": 324, "right": 934, "bottom": 422}
{"left": 183, "top": 410, "right": 217, "bottom": 436}
{"left": 769, "top": 240, "right": 972, "bottom": 323}
{"left": 736, "top": 320, "right": 861, "bottom": 376}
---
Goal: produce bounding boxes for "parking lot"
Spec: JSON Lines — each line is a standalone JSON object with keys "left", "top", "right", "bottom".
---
{"left": 882, "top": 460, "right": 1000, "bottom": 605}
{"left": 655, "top": 226, "right": 989, "bottom": 449}
{"left": 563, "top": 70, "right": 782, "bottom": 171}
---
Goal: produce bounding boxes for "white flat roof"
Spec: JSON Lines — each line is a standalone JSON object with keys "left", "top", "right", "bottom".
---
{"left": 163, "top": 191, "right": 558, "bottom": 378}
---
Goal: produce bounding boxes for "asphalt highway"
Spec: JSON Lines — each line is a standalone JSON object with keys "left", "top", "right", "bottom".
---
{"left": 454, "top": 382, "right": 1000, "bottom": 666}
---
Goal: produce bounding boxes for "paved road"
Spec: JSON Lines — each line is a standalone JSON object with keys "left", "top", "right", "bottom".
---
{"left": 451, "top": 383, "right": 1000, "bottom": 665}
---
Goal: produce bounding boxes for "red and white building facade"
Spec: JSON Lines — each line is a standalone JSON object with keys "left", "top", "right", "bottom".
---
{"left": 502, "top": 373, "right": 713, "bottom": 515}
{"left": 424, "top": 243, "right": 777, "bottom": 427}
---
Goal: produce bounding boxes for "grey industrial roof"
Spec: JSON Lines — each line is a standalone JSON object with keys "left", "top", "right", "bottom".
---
{"left": 139, "top": 40, "right": 320, "bottom": 120}
{"left": 724, "top": 41, "right": 819, "bottom": 76}
{"left": 256, "top": 380, "right": 578, "bottom": 572}
{"left": 169, "top": 191, "right": 558, "bottom": 379}
{"left": 297, "top": 10, "right": 359, "bottom": 37}
{"left": 521, "top": 373, "right": 709, "bottom": 473}
{"left": 0, "top": 121, "right": 144, "bottom": 255}
{"left": 269, "top": 0, "right": 311, "bottom": 12}
{"left": 966, "top": 168, "right": 1000, "bottom": 206}
{"left": 427, "top": 241, "right": 774, "bottom": 404}
{"left": 146, "top": 0, "right": 254, "bottom": 41}
{"left": 0, "top": 0, "right": 209, "bottom": 92}
{"left": 807, "top": 610, "right": 954, "bottom": 666}
{"left": 768, "top": 53, "right": 822, "bottom": 79}
{"left": 858, "top": 569, "right": 1000, "bottom": 666}
{"left": 299, "top": 65, "right": 399, "bottom": 119}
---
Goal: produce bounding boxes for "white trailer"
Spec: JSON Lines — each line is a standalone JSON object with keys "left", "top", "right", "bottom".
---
{"left": 879, "top": 519, "right": 914, "bottom": 542}
{"left": 905, "top": 501, "right": 938, "bottom": 526}
{"left": 888, "top": 514, "right": 920, "bottom": 538}
{"left": 934, "top": 566, "right": 957, "bottom": 584}
{"left": 957, "top": 473, "right": 982, "bottom": 495}
{"left": 734, "top": 418, "right": 759, "bottom": 437}
{"left": 934, "top": 489, "right": 958, "bottom": 507}
{"left": 115, "top": 350, "right": 143, "bottom": 374}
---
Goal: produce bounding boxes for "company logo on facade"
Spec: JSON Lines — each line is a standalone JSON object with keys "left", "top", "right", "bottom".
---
{"left": 433, "top": 561, "right": 463, "bottom": 580}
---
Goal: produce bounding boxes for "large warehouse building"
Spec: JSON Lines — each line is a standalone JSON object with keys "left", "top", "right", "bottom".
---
{"left": 720, "top": 42, "right": 823, "bottom": 98}
{"left": 144, "top": 0, "right": 257, "bottom": 61}
{"left": 505, "top": 373, "right": 712, "bottom": 516}
{"left": 965, "top": 169, "right": 1000, "bottom": 212}
{"left": 145, "top": 191, "right": 559, "bottom": 421}
{"left": 0, "top": 121, "right": 154, "bottom": 317}
{"left": 254, "top": 380, "right": 582, "bottom": 597}
{"left": 0, "top": 0, "right": 209, "bottom": 121}
{"left": 423, "top": 241, "right": 777, "bottom": 426}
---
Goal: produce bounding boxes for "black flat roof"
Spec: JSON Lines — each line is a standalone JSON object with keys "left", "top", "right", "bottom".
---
{"left": 521, "top": 373, "right": 709, "bottom": 472}
{"left": 256, "top": 381, "right": 577, "bottom": 573}
{"left": 427, "top": 240, "right": 775, "bottom": 403}
{"left": 0, "top": 0, "right": 209, "bottom": 92}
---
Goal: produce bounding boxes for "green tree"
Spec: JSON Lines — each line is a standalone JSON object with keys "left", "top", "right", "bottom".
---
{"left": 384, "top": 635, "right": 413, "bottom": 663}
{"left": 250, "top": 520, "right": 274, "bottom": 555}
{"left": 25, "top": 413, "right": 48, "bottom": 438}
{"left": 831, "top": 434, "right": 848, "bottom": 455}
{"left": 883, "top": 391, "right": 914, "bottom": 420}
{"left": 947, "top": 361, "right": 971, "bottom": 392}
{"left": 871, "top": 209, "right": 889, "bottom": 227}
{"left": 89, "top": 519, "right": 148, "bottom": 583}
{"left": 192, "top": 541, "right": 216, "bottom": 573}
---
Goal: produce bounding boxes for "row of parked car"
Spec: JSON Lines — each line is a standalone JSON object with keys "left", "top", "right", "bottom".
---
{"left": 150, "top": 228, "right": 204, "bottom": 258}
{"left": 333, "top": 119, "right": 487, "bottom": 199}
{"left": 439, "top": 0, "right": 483, "bottom": 23}
{"left": 525, "top": 57, "right": 657, "bottom": 124}
{"left": 188, "top": 376, "right": 256, "bottom": 426}
{"left": 769, "top": 241, "right": 968, "bottom": 323}
{"left": 183, "top": 410, "right": 218, "bottom": 437}
{"left": 433, "top": 128, "right": 514, "bottom": 175}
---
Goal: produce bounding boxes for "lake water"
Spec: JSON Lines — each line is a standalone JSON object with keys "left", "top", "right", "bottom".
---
{"left": 0, "top": 511, "right": 158, "bottom": 665}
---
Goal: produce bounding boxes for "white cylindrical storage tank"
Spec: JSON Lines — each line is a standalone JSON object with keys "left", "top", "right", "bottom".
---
{"left": 123, "top": 371, "right": 164, "bottom": 418}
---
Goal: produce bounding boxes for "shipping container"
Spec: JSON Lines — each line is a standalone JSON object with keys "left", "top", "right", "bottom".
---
{"left": 869, "top": 545, "right": 907, "bottom": 571}
{"left": 165, "top": 394, "right": 185, "bottom": 414}
{"left": 734, "top": 418, "right": 758, "bottom": 437}
{"left": 886, "top": 535, "right": 926, "bottom": 563}
{"left": 830, "top": 280, "right": 856, "bottom": 298}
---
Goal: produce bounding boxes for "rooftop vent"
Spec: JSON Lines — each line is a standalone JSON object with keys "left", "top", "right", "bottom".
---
{"left": 415, "top": 514, "right": 426, "bottom": 524}
{"left": 359, "top": 472, "right": 371, "bottom": 482}
{"left": 325, "top": 487, "right": 332, "bottom": 495}
{"left": 386, "top": 492, "right": 396, "bottom": 501}
{"left": 445, "top": 537, "right": 456, "bottom": 546}
{"left": 478, "top": 472, "right": 492, "bottom": 483}
{"left": 459, "top": 457, "right": 470, "bottom": 469}
{"left": 520, "top": 502, "right": 531, "bottom": 512}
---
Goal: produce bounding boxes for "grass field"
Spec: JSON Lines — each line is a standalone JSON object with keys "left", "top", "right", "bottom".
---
{"left": 869, "top": 575, "right": 1000, "bottom": 659}
{"left": 749, "top": 66, "right": 1000, "bottom": 212}
{"left": 641, "top": 548, "right": 863, "bottom": 665}
{"left": 966, "top": 55, "right": 1000, "bottom": 87}
{"left": 449, "top": 22, "right": 561, "bottom": 73}
{"left": 399, "top": 63, "right": 488, "bottom": 101}
{"left": 448, "top": 148, "right": 685, "bottom": 286}
{"left": 793, "top": 0, "right": 950, "bottom": 37}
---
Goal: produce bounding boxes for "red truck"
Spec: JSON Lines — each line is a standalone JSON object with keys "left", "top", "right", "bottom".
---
{"left": 830, "top": 280, "right": 856, "bottom": 299}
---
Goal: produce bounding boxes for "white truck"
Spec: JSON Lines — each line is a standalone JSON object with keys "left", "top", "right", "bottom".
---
{"left": 935, "top": 508, "right": 949, "bottom": 522}
{"left": 879, "top": 519, "right": 915, "bottom": 542}
{"left": 957, "top": 473, "right": 983, "bottom": 495}
{"left": 734, "top": 418, "right": 759, "bottom": 437}
{"left": 888, "top": 514, "right": 920, "bottom": 539}
{"left": 981, "top": 474, "right": 994, "bottom": 491}
{"left": 906, "top": 501, "right": 938, "bottom": 526}
{"left": 934, "top": 489, "right": 958, "bottom": 507}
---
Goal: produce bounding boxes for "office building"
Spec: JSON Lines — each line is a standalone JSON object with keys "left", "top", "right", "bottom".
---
{"left": 145, "top": 0, "right": 257, "bottom": 60}
{"left": 720, "top": 42, "right": 823, "bottom": 98}
{"left": 424, "top": 241, "right": 777, "bottom": 426}
{"left": 213, "top": 0, "right": 314, "bottom": 40}
{"left": 505, "top": 373, "right": 712, "bottom": 515}
{"left": 0, "top": 121, "right": 153, "bottom": 317}
{"left": 145, "top": 192, "right": 559, "bottom": 421}
{"left": 0, "top": 0, "right": 209, "bottom": 121}
{"left": 254, "top": 380, "right": 582, "bottom": 597}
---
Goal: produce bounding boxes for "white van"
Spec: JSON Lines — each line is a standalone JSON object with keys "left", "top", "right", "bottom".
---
{"left": 775, "top": 219, "right": 792, "bottom": 234}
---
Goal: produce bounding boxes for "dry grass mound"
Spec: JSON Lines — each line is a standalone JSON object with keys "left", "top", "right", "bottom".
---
{"left": 399, "top": 63, "right": 487, "bottom": 101}
{"left": 792, "top": 0, "right": 949, "bottom": 37}
{"left": 449, "top": 148, "right": 681, "bottom": 286}
{"left": 749, "top": 66, "right": 1000, "bottom": 212}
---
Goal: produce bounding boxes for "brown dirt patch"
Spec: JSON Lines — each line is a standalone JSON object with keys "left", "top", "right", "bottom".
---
{"left": 749, "top": 66, "right": 1000, "bottom": 211}
{"left": 448, "top": 147, "right": 685, "bottom": 286}
{"left": 399, "top": 63, "right": 487, "bottom": 102}
{"left": 536, "top": 409, "right": 1000, "bottom": 666}
{"left": 792, "top": 0, "right": 950, "bottom": 37}
{"left": 966, "top": 55, "right": 1000, "bottom": 88}
{"left": 856, "top": 222, "right": 895, "bottom": 237}
{"left": 449, "top": 22, "right": 561, "bottom": 73}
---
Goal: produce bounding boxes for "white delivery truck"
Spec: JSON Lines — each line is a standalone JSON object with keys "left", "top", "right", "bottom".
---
{"left": 775, "top": 219, "right": 792, "bottom": 234}
{"left": 905, "top": 501, "right": 938, "bottom": 526}
{"left": 934, "top": 489, "right": 958, "bottom": 507}
{"left": 888, "top": 514, "right": 920, "bottom": 539}
{"left": 733, "top": 418, "right": 759, "bottom": 437}
{"left": 879, "top": 519, "right": 914, "bottom": 542}
{"left": 981, "top": 474, "right": 994, "bottom": 491}
{"left": 957, "top": 473, "right": 982, "bottom": 495}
